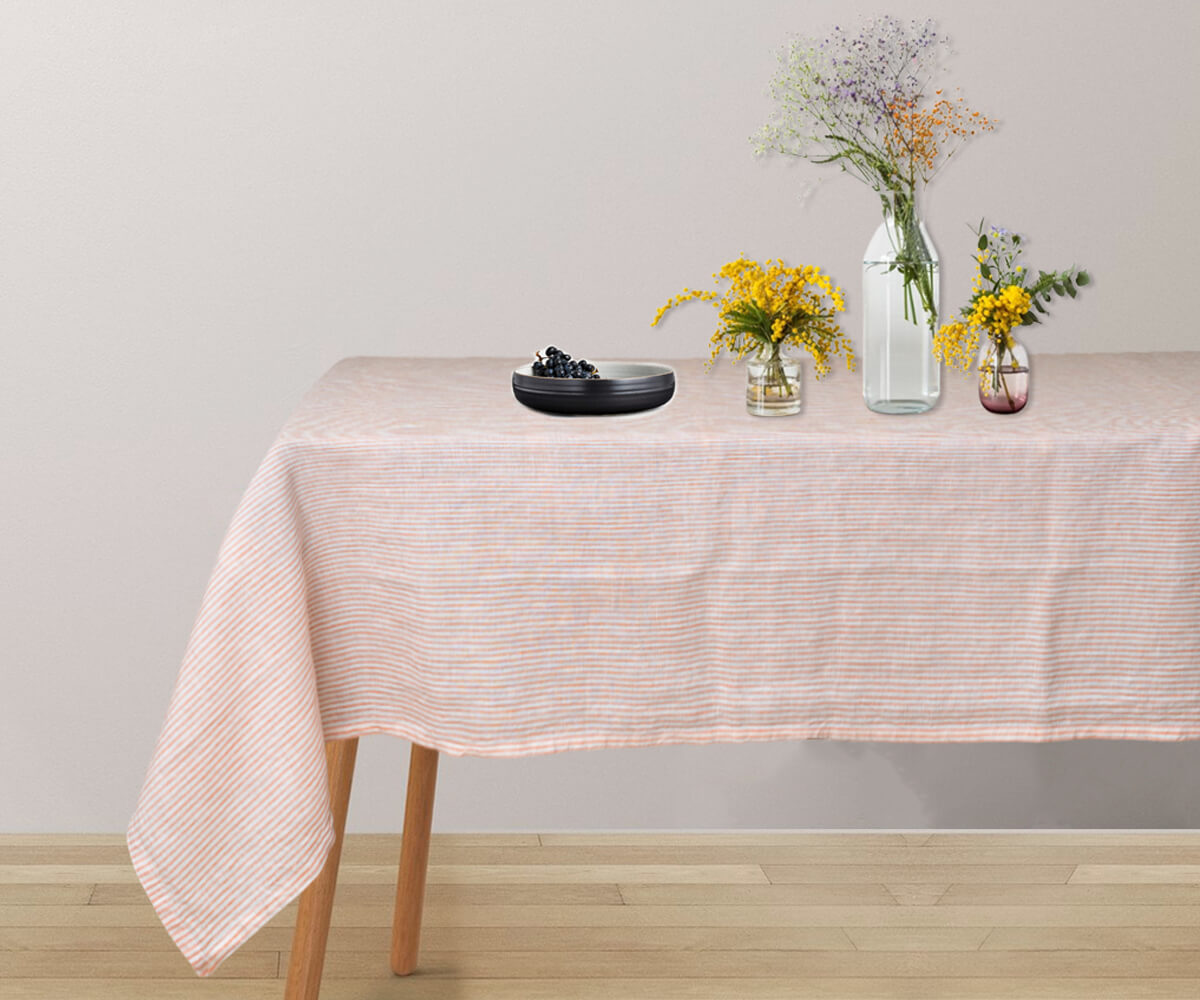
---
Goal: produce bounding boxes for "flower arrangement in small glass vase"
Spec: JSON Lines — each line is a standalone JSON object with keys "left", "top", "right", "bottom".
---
{"left": 934, "top": 223, "right": 1090, "bottom": 413}
{"left": 652, "top": 257, "right": 854, "bottom": 416}
{"left": 754, "top": 16, "right": 995, "bottom": 414}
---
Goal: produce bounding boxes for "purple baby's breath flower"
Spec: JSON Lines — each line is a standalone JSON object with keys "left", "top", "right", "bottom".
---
{"left": 754, "top": 14, "right": 987, "bottom": 198}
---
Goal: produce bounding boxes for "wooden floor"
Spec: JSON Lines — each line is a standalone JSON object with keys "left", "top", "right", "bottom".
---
{"left": 4, "top": 833, "right": 1200, "bottom": 998}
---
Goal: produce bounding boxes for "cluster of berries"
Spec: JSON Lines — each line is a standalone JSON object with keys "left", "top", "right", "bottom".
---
{"left": 532, "top": 346, "right": 601, "bottom": 379}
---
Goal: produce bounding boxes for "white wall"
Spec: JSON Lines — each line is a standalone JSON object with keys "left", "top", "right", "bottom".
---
{"left": 3, "top": 0, "right": 1199, "bottom": 833}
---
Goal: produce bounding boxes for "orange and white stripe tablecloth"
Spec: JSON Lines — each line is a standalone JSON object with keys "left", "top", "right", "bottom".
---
{"left": 129, "top": 353, "right": 1200, "bottom": 974}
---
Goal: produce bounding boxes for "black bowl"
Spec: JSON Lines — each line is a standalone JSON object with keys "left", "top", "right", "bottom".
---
{"left": 512, "top": 362, "right": 675, "bottom": 415}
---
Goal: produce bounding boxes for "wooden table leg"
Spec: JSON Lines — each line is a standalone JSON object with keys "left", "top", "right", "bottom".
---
{"left": 284, "top": 738, "right": 359, "bottom": 1000}
{"left": 390, "top": 743, "right": 439, "bottom": 975}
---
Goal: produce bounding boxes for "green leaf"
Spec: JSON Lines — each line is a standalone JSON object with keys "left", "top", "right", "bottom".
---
{"left": 1053, "top": 283, "right": 1065, "bottom": 296}
{"left": 1076, "top": 270, "right": 1091, "bottom": 286}
{"left": 980, "top": 263, "right": 992, "bottom": 280}
{"left": 977, "top": 234, "right": 988, "bottom": 251}
{"left": 1033, "top": 298, "right": 1047, "bottom": 313}
{"left": 1012, "top": 234, "right": 1021, "bottom": 244}
{"left": 1064, "top": 277, "right": 1077, "bottom": 298}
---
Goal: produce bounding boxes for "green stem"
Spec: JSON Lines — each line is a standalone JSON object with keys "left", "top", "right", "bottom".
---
{"left": 881, "top": 187, "right": 937, "bottom": 333}
{"left": 986, "top": 336, "right": 1016, "bottom": 410}
{"left": 767, "top": 345, "right": 792, "bottom": 396}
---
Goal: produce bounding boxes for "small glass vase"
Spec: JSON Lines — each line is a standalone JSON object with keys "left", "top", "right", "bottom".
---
{"left": 862, "top": 187, "right": 940, "bottom": 414}
{"left": 978, "top": 335, "right": 1030, "bottom": 413}
{"left": 746, "top": 351, "right": 802, "bottom": 416}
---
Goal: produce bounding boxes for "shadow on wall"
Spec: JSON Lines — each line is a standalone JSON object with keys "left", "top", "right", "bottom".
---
{"left": 427, "top": 738, "right": 1200, "bottom": 831}
{"left": 735, "top": 741, "right": 1200, "bottom": 828}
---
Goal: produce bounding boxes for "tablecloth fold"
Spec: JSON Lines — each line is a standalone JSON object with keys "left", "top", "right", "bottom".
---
{"left": 128, "top": 448, "right": 336, "bottom": 974}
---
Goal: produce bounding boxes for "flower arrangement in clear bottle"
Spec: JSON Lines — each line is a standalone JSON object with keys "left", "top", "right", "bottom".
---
{"left": 754, "top": 16, "right": 995, "bottom": 413}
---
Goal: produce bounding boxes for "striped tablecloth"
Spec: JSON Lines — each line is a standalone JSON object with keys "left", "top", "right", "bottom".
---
{"left": 129, "top": 353, "right": 1200, "bottom": 974}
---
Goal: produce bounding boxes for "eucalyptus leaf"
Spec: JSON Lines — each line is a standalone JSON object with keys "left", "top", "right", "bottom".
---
{"left": 1076, "top": 270, "right": 1091, "bottom": 286}
{"left": 977, "top": 234, "right": 988, "bottom": 251}
{"left": 980, "top": 263, "right": 992, "bottom": 280}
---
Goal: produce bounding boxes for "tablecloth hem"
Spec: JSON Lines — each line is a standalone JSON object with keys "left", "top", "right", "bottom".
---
{"left": 321, "top": 720, "right": 1200, "bottom": 758}
{"left": 127, "top": 822, "right": 336, "bottom": 977}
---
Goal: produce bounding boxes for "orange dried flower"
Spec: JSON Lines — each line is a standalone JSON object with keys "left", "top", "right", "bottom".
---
{"left": 884, "top": 94, "right": 995, "bottom": 182}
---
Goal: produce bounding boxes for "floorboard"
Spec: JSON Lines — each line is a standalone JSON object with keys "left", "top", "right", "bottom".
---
{"left": 3, "top": 832, "right": 1200, "bottom": 999}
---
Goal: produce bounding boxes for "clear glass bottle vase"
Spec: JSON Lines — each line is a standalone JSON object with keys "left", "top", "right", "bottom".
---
{"left": 862, "top": 188, "right": 941, "bottom": 414}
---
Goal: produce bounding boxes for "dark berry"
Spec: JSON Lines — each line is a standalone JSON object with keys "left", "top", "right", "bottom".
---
{"left": 529, "top": 346, "right": 601, "bottom": 379}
